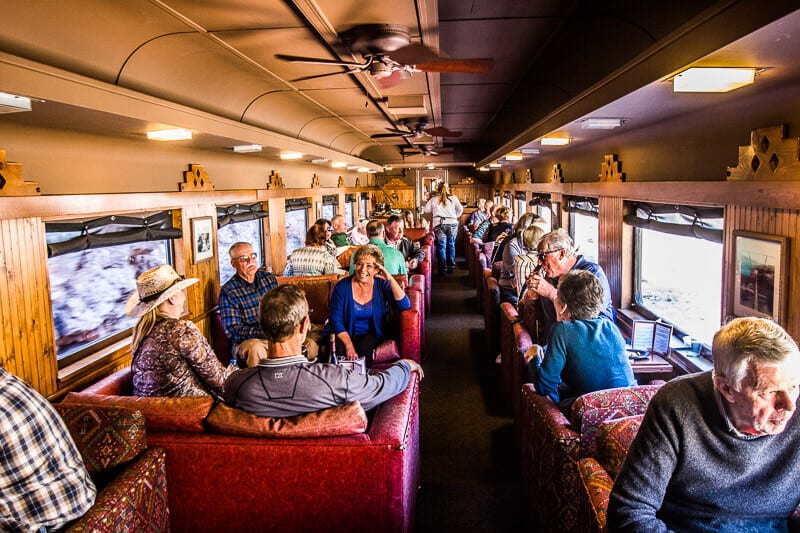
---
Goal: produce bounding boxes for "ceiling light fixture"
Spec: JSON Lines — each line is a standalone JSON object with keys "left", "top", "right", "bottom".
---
{"left": 279, "top": 151, "right": 303, "bottom": 160}
{"left": 425, "top": 163, "right": 435, "bottom": 170}
{"left": 331, "top": 161, "right": 347, "bottom": 168}
{"left": 311, "top": 158, "right": 329, "bottom": 164}
{"left": 233, "top": 144, "right": 262, "bottom": 153}
{"left": 0, "top": 92, "right": 32, "bottom": 113}
{"left": 357, "top": 166, "right": 370, "bottom": 172}
{"left": 478, "top": 166, "right": 490, "bottom": 172}
{"left": 505, "top": 151, "right": 523, "bottom": 161}
{"left": 489, "top": 162, "right": 502, "bottom": 168}
{"left": 540, "top": 137, "right": 570, "bottom": 146}
{"left": 673, "top": 67, "right": 756, "bottom": 93}
{"left": 521, "top": 148, "right": 540, "bottom": 155}
{"left": 581, "top": 118, "right": 625, "bottom": 129}
{"left": 346, "top": 165, "right": 359, "bottom": 170}
{"left": 146, "top": 128, "right": 192, "bottom": 141}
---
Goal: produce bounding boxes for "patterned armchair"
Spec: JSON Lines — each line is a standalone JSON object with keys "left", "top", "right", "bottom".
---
{"left": 53, "top": 403, "right": 170, "bottom": 533}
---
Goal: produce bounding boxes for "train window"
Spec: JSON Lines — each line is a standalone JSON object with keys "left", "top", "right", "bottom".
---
{"left": 359, "top": 193, "right": 369, "bottom": 219}
{"left": 217, "top": 219, "right": 263, "bottom": 283}
{"left": 286, "top": 198, "right": 311, "bottom": 255}
{"left": 530, "top": 195, "right": 553, "bottom": 230}
{"left": 45, "top": 211, "right": 180, "bottom": 366}
{"left": 322, "top": 194, "right": 338, "bottom": 222}
{"left": 345, "top": 194, "right": 356, "bottom": 226}
{"left": 515, "top": 192, "right": 527, "bottom": 219}
{"left": 627, "top": 202, "right": 724, "bottom": 346}
{"left": 566, "top": 197, "right": 599, "bottom": 264}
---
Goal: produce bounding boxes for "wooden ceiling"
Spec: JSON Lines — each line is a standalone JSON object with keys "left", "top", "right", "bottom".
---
{"left": 0, "top": 0, "right": 798, "bottom": 170}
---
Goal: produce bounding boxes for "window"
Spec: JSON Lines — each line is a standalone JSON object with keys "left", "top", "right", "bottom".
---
{"left": 627, "top": 202, "right": 724, "bottom": 346}
{"left": 515, "top": 192, "right": 527, "bottom": 220}
{"left": 322, "top": 194, "right": 337, "bottom": 221}
{"left": 345, "top": 194, "right": 355, "bottom": 227}
{"left": 286, "top": 199, "right": 311, "bottom": 255}
{"left": 216, "top": 203, "right": 267, "bottom": 283}
{"left": 530, "top": 194, "right": 553, "bottom": 231}
{"left": 45, "top": 211, "right": 179, "bottom": 365}
{"left": 565, "top": 197, "right": 599, "bottom": 264}
{"left": 360, "top": 193, "right": 369, "bottom": 220}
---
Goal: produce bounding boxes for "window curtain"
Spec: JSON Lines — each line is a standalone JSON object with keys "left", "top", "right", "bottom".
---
{"left": 529, "top": 193, "right": 551, "bottom": 206}
{"left": 515, "top": 191, "right": 527, "bottom": 201}
{"left": 564, "top": 197, "right": 599, "bottom": 219}
{"left": 45, "top": 211, "right": 180, "bottom": 257}
{"left": 216, "top": 202, "right": 268, "bottom": 229}
{"left": 285, "top": 198, "right": 312, "bottom": 212}
{"left": 345, "top": 193, "right": 356, "bottom": 202}
{"left": 322, "top": 195, "right": 338, "bottom": 205}
{"left": 624, "top": 202, "right": 723, "bottom": 243}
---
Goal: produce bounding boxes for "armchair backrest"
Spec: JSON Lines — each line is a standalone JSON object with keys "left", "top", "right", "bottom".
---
{"left": 596, "top": 414, "right": 644, "bottom": 478}
{"left": 276, "top": 274, "right": 340, "bottom": 325}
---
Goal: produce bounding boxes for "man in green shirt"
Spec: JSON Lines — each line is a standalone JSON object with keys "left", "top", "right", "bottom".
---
{"left": 350, "top": 220, "right": 407, "bottom": 276}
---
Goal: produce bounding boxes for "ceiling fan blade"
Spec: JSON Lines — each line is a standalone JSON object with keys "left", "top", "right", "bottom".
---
{"left": 291, "top": 68, "right": 363, "bottom": 83}
{"left": 275, "top": 54, "right": 367, "bottom": 69}
{"left": 389, "top": 44, "right": 494, "bottom": 74}
{"left": 424, "top": 126, "right": 463, "bottom": 138}
{"left": 371, "top": 132, "right": 407, "bottom": 139}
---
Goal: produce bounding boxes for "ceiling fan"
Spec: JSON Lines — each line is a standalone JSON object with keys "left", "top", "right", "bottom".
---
{"left": 402, "top": 145, "right": 453, "bottom": 157}
{"left": 372, "top": 120, "right": 462, "bottom": 140}
{"left": 275, "top": 24, "right": 494, "bottom": 86}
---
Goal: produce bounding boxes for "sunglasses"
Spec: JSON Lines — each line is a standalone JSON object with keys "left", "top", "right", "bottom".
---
{"left": 537, "top": 248, "right": 563, "bottom": 261}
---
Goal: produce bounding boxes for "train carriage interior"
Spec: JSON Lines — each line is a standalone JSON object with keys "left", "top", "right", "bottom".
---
{"left": 2, "top": 0, "right": 800, "bottom": 531}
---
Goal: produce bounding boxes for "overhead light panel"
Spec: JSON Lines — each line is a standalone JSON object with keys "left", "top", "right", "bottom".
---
{"left": 346, "top": 165, "right": 359, "bottom": 170}
{"left": 0, "top": 92, "right": 32, "bottom": 113}
{"left": 673, "top": 67, "right": 756, "bottom": 93}
{"left": 383, "top": 166, "right": 393, "bottom": 171}
{"left": 357, "top": 166, "right": 370, "bottom": 172}
{"left": 331, "top": 161, "right": 347, "bottom": 168}
{"left": 521, "top": 148, "right": 540, "bottom": 155}
{"left": 233, "top": 144, "right": 262, "bottom": 153}
{"left": 280, "top": 151, "right": 303, "bottom": 160}
{"left": 311, "top": 158, "right": 329, "bottom": 164}
{"left": 541, "top": 137, "right": 570, "bottom": 146}
{"left": 505, "top": 151, "right": 524, "bottom": 161}
{"left": 581, "top": 118, "right": 624, "bottom": 129}
{"left": 147, "top": 128, "right": 192, "bottom": 141}
{"left": 489, "top": 162, "right": 502, "bottom": 168}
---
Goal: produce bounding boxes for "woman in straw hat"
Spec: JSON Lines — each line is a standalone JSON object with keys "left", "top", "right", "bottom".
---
{"left": 127, "top": 264, "right": 235, "bottom": 398}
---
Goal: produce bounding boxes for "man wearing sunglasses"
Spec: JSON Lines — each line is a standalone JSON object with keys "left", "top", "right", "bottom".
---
{"left": 524, "top": 229, "right": 615, "bottom": 341}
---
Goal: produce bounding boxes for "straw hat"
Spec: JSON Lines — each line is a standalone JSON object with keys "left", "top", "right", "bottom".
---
{"left": 125, "top": 264, "right": 198, "bottom": 317}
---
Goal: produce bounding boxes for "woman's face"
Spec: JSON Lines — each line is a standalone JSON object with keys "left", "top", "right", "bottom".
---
{"left": 354, "top": 255, "right": 379, "bottom": 282}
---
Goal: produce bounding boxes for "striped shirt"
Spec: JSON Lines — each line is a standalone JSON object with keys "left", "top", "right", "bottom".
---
{"left": 283, "top": 246, "right": 341, "bottom": 276}
{"left": 218, "top": 269, "right": 278, "bottom": 345}
{"left": 514, "top": 252, "right": 540, "bottom": 298}
{"left": 1, "top": 367, "right": 96, "bottom": 532}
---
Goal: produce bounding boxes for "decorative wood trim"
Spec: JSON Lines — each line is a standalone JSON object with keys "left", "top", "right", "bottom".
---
{"left": 727, "top": 124, "right": 800, "bottom": 181}
{"left": 600, "top": 154, "right": 626, "bottom": 182}
{"left": 311, "top": 174, "right": 320, "bottom": 188}
{"left": 0, "top": 150, "right": 41, "bottom": 196}
{"left": 179, "top": 164, "right": 215, "bottom": 192}
{"left": 355, "top": 177, "right": 361, "bottom": 187}
{"left": 267, "top": 170, "right": 285, "bottom": 189}
{"left": 337, "top": 176, "right": 344, "bottom": 187}
{"left": 550, "top": 164, "right": 563, "bottom": 183}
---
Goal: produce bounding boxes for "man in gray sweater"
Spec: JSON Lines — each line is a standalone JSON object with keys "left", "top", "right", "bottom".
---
{"left": 224, "top": 284, "right": 423, "bottom": 417}
{"left": 608, "top": 317, "right": 800, "bottom": 532}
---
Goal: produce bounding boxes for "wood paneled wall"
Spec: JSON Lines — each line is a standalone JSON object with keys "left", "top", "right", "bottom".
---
{"left": 598, "top": 197, "right": 624, "bottom": 309}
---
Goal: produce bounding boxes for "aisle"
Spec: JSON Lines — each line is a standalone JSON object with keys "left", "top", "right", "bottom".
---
{"left": 415, "top": 261, "right": 522, "bottom": 532}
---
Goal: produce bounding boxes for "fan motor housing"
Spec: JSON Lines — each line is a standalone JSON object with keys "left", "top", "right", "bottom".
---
{"left": 341, "top": 24, "right": 411, "bottom": 55}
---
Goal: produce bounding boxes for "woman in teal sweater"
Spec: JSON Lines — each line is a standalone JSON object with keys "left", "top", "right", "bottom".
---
{"left": 526, "top": 270, "right": 635, "bottom": 413}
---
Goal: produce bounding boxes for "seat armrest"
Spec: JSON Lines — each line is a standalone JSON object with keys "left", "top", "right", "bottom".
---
{"left": 398, "top": 309, "right": 421, "bottom": 362}
{"left": 368, "top": 373, "right": 419, "bottom": 446}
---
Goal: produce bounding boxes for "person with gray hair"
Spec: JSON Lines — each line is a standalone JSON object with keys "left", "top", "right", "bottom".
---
{"left": 524, "top": 229, "right": 615, "bottom": 341}
{"left": 608, "top": 316, "right": 800, "bottom": 531}
{"left": 496, "top": 213, "right": 547, "bottom": 304}
{"left": 524, "top": 270, "right": 634, "bottom": 412}
{"left": 224, "top": 284, "right": 423, "bottom": 418}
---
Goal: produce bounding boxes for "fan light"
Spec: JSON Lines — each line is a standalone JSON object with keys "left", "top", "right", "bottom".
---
{"left": 541, "top": 137, "right": 570, "bottom": 146}
{"left": 673, "top": 67, "right": 756, "bottom": 93}
{"left": 581, "top": 118, "right": 624, "bottom": 129}
{"left": 331, "top": 161, "right": 347, "bottom": 168}
{"left": 147, "top": 128, "right": 192, "bottom": 141}
{"left": 233, "top": 144, "right": 262, "bottom": 153}
{"left": 505, "top": 151, "right": 523, "bottom": 161}
{"left": 280, "top": 151, "right": 303, "bottom": 160}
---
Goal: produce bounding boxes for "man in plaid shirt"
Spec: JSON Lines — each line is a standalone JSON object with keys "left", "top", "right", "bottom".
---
{"left": 1, "top": 365, "right": 96, "bottom": 532}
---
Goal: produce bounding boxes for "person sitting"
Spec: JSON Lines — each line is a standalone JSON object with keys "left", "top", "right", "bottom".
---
{"left": 523, "top": 229, "right": 615, "bottom": 341}
{"left": 1, "top": 365, "right": 97, "bottom": 531}
{"left": 384, "top": 214, "right": 425, "bottom": 271}
{"left": 483, "top": 205, "right": 514, "bottom": 257}
{"left": 127, "top": 264, "right": 234, "bottom": 398}
{"left": 331, "top": 244, "right": 411, "bottom": 366}
{"left": 314, "top": 218, "right": 338, "bottom": 257}
{"left": 224, "top": 284, "right": 423, "bottom": 418}
{"left": 329, "top": 214, "right": 352, "bottom": 247}
{"left": 219, "top": 242, "right": 284, "bottom": 367}
{"left": 349, "top": 220, "right": 407, "bottom": 276}
{"left": 348, "top": 217, "right": 370, "bottom": 245}
{"left": 402, "top": 209, "right": 429, "bottom": 232}
{"left": 468, "top": 198, "right": 490, "bottom": 230}
{"left": 608, "top": 317, "right": 800, "bottom": 532}
{"left": 472, "top": 203, "right": 497, "bottom": 242}
{"left": 514, "top": 225, "right": 547, "bottom": 300}
{"left": 283, "top": 224, "right": 346, "bottom": 276}
{"left": 496, "top": 213, "right": 546, "bottom": 304}
{"left": 524, "top": 270, "right": 635, "bottom": 413}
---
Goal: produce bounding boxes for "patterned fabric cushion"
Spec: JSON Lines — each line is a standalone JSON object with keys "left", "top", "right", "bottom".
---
{"left": 597, "top": 414, "right": 644, "bottom": 478}
{"left": 62, "top": 392, "right": 213, "bottom": 432}
{"left": 53, "top": 404, "right": 146, "bottom": 475}
{"left": 206, "top": 401, "right": 368, "bottom": 438}
{"left": 576, "top": 457, "right": 613, "bottom": 533}
{"left": 571, "top": 385, "right": 662, "bottom": 458}
{"left": 66, "top": 448, "right": 170, "bottom": 533}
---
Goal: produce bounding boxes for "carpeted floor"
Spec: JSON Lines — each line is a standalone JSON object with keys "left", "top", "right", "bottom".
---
{"left": 414, "top": 260, "right": 522, "bottom": 532}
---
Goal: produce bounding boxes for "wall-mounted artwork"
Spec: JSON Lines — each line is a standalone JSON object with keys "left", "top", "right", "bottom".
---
{"left": 732, "top": 230, "right": 788, "bottom": 323}
{"left": 191, "top": 216, "right": 214, "bottom": 263}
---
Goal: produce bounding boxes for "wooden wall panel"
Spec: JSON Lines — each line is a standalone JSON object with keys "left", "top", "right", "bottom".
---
{"left": 599, "top": 197, "right": 624, "bottom": 309}
{"left": 181, "top": 204, "right": 220, "bottom": 317}
{"left": 0, "top": 217, "right": 57, "bottom": 394}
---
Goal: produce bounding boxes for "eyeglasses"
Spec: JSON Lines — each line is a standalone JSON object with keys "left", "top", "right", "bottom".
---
{"left": 537, "top": 248, "right": 563, "bottom": 261}
{"left": 325, "top": 228, "right": 333, "bottom": 233}
{"left": 235, "top": 253, "right": 258, "bottom": 263}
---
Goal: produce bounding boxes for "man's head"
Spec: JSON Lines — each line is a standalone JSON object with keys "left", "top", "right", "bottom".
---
{"left": 229, "top": 242, "right": 258, "bottom": 282}
{"left": 712, "top": 317, "right": 800, "bottom": 436}
{"left": 536, "top": 229, "right": 578, "bottom": 278}
{"left": 385, "top": 215, "right": 404, "bottom": 243}
{"left": 476, "top": 198, "right": 486, "bottom": 210}
{"left": 259, "top": 284, "right": 310, "bottom": 344}
{"left": 366, "top": 220, "right": 385, "bottom": 239}
{"left": 331, "top": 214, "right": 347, "bottom": 233}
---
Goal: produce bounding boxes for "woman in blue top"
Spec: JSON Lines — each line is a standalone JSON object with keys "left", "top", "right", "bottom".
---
{"left": 326, "top": 244, "right": 410, "bottom": 366}
{"left": 526, "top": 269, "right": 635, "bottom": 413}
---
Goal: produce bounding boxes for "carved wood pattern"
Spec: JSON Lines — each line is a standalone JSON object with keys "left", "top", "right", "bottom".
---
{"left": 337, "top": 176, "right": 344, "bottom": 187}
{"left": 727, "top": 124, "right": 800, "bottom": 181}
{"left": 268, "top": 170, "right": 285, "bottom": 189}
{"left": 600, "top": 154, "right": 625, "bottom": 182}
{"left": 354, "top": 177, "right": 361, "bottom": 188}
{"left": 551, "top": 164, "right": 564, "bottom": 183}
{"left": 179, "top": 164, "right": 215, "bottom": 192}
{"left": 311, "top": 174, "right": 320, "bottom": 188}
{"left": 0, "top": 150, "right": 41, "bottom": 196}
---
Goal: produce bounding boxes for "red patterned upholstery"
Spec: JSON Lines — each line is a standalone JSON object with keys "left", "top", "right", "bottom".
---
{"left": 597, "top": 414, "right": 644, "bottom": 479}
{"left": 576, "top": 457, "right": 613, "bottom": 533}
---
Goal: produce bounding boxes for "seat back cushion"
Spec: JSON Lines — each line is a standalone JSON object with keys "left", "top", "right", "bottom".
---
{"left": 53, "top": 403, "right": 147, "bottom": 474}
{"left": 205, "top": 401, "right": 368, "bottom": 438}
{"left": 597, "top": 414, "right": 644, "bottom": 478}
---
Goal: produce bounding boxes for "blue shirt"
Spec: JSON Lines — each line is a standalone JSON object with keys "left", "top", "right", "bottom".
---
{"left": 326, "top": 276, "right": 411, "bottom": 342}
{"left": 218, "top": 269, "right": 278, "bottom": 345}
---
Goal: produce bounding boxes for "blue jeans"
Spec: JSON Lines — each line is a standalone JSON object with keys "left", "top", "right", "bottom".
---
{"left": 434, "top": 223, "right": 458, "bottom": 273}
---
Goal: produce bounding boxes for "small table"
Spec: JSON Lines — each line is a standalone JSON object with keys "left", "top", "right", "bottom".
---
{"left": 630, "top": 352, "right": 674, "bottom": 384}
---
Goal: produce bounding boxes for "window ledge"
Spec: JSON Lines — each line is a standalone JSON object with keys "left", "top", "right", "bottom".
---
{"left": 53, "top": 338, "right": 132, "bottom": 400}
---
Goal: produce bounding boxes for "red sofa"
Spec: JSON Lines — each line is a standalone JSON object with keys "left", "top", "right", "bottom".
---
{"left": 72, "top": 367, "right": 421, "bottom": 533}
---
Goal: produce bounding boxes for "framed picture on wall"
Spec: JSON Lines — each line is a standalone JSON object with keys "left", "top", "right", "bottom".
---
{"left": 191, "top": 216, "right": 214, "bottom": 264}
{"left": 732, "top": 230, "right": 789, "bottom": 323}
